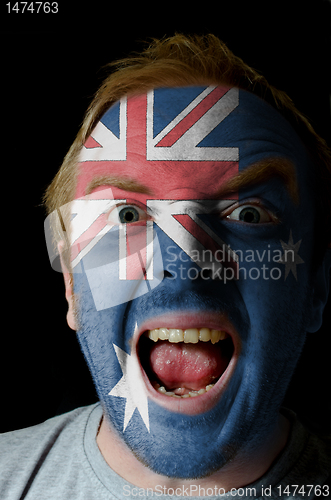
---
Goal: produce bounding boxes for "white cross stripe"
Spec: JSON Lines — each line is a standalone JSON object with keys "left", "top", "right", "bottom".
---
{"left": 147, "top": 86, "right": 239, "bottom": 161}
{"left": 79, "top": 97, "right": 127, "bottom": 161}
{"left": 118, "top": 221, "right": 154, "bottom": 281}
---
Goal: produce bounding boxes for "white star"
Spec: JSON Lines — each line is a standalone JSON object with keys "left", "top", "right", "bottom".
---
{"left": 280, "top": 230, "right": 304, "bottom": 280}
{"left": 109, "top": 343, "right": 150, "bottom": 432}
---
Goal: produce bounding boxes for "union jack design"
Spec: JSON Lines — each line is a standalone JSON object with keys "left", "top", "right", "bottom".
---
{"left": 79, "top": 86, "right": 239, "bottom": 163}
{"left": 80, "top": 98, "right": 127, "bottom": 161}
{"left": 147, "top": 86, "right": 239, "bottom": 161}
{"left": 51, "top": 86, "right": 241, "bottom": 282}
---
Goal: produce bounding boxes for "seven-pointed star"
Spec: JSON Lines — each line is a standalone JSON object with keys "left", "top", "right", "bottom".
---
{"left": 109, "top": 343, "right": 150, "bottom": 432}
{"left": 280, "top": 230, "right": 304, "bottom": 280}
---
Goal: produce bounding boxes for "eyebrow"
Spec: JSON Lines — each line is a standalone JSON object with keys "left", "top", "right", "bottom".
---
{"left": 217, "top": 157, "right": 299, "bottom": 204}
{"left": 85, "top": 157, "right": 299, "bottom": 203}
{"left": 85, "top": 175, "right": 152, "bottom": 196}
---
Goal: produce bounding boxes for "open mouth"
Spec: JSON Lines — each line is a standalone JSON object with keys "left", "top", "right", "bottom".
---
{"left": 136, "top": 319, "right": 236, "bottom": 411}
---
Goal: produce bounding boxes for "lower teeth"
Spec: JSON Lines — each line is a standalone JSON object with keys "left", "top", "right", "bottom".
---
{"left": 155, "top": 383, "right": 215, "bottom": 398}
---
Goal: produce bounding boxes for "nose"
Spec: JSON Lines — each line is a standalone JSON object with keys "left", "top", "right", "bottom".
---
{"left": 145, "top": 199, "right": 239, "bottom": 286}
{"left": 154, "top": 223, "right": 229, "bottom": 284}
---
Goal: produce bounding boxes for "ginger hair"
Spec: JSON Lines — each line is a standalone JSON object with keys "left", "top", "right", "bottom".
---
{"left": 44, "top": 33, "right": 331, "bottom": 257}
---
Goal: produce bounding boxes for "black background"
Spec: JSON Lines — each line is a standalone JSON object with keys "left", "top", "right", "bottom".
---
{"left": 1, "top": 1, "right": 331, "bottom": 434}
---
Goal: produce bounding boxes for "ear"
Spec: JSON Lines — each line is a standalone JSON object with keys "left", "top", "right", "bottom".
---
{"left": 307, "top": 248, "right": 331, "bottom": 333}
{"left": 58, "top": 241, "right": 76, "bottom": 331}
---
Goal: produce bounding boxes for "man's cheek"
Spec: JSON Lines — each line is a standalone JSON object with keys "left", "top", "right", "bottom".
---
{"left": 73, "top": 272, "right": 125, "bottom": 372}
{"left": 229, "top": 230, "right": 311, "bottom": 339}
{"left": 74, "top": 226, "right": 163, "bottom": 312}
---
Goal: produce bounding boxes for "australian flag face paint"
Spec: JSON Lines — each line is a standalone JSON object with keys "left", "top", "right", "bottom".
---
{"left": 46, "top": 85, "right": 318, "bottom": 478}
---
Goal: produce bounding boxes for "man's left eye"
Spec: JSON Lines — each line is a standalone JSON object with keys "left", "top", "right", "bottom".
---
{"left": 107, "top": 205, "right": 149, "bottom": 225}
{"left": 225, "top": 204, "right": 275, "bottom": 224}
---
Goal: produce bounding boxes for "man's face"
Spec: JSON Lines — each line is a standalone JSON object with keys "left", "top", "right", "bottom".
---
{"left": 68, "top": 85, "right": 317, "bottom": 477}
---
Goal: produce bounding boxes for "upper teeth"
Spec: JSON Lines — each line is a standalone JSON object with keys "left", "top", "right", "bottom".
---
{"left": 145, "top": 327, "right": 228, "bottom": 344}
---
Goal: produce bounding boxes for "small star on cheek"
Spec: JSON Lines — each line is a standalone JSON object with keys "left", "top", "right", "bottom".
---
{"left": 280, "top": 230, "right": 304, "bottom": 280}
{"left": 109, "top": 344, "right": 150, "bottom": 432}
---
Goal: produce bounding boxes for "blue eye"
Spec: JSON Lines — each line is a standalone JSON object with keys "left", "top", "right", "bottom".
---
{"left": 226, "top": 204, "right": 274, "bottom": 223}
{"left": 119, "top": 207, "right": 140, "bottom": 223}
{"left": 238, "top": 207, "right": 261, "bottom": 223}
{"left": 107, "top": 204, "right": 149, "bottom": 225}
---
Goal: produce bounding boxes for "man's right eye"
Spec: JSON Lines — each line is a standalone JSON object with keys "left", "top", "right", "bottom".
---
{"left": 118, "top": 206, "right": 140, "bottom": 223}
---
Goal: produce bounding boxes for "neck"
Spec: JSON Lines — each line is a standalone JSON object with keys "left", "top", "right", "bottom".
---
{"left": 96, "top": 413, "right": 290, "bottom": 495}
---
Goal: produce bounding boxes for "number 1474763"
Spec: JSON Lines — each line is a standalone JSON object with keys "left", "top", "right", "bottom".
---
{"left": 6, "top": 2, "right": 58, "bottom": 13}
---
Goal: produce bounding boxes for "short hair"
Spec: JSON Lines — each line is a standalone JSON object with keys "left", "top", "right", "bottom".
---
{"left": 44, "top": 33, "right": 331, "bottom": 259}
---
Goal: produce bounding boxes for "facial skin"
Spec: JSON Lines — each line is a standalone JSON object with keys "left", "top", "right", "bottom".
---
{"left": 62, "top": 85, "right": 330, "bottom": 489}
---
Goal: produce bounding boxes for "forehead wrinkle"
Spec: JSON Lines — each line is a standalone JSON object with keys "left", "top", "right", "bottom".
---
{"left": 217, "top": 157, "right": 299, "bottom": 204}
{"left": 85, "top": 175, "right": 152, "bottom": 196}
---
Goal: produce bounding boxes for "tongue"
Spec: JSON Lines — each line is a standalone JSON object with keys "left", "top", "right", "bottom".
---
{"left": 149, "top": 341, "right": 229, "bottom": 391}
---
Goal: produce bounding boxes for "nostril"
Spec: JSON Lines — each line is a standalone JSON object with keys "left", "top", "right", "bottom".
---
{"left": 163, "top": 270, "right": 174, "bottom": 279}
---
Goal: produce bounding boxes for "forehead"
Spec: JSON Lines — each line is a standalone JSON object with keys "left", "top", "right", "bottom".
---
{"left": 75, "top": 85, "right": 308, "bottom": 199}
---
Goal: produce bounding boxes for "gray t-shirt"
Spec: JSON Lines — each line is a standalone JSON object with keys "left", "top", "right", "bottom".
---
{"left": 0, "top": 403, "right": 330, "bottom": 499}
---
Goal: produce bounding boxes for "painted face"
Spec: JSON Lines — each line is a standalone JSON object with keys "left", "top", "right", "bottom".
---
{"left": 63, "top": 86, "right": 318, "bottom": 477}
